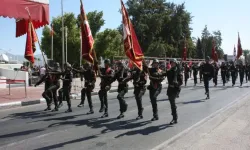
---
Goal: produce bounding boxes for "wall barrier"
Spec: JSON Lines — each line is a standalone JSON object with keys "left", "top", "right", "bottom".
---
{"left": 0, "top": 68, "right": 29, "bottom": 87}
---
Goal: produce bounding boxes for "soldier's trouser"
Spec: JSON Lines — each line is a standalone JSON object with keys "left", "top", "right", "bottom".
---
{"left": 184, "top": 75, "right": 189, "bottom": 85}
{"left": 149, "top": 85, "right": 162, "bottom": 117}
{"left": 213, "top": 75, "right": 218, "bottom": 85}
{"left": 203, "top": 76, "right": 210, "bottom": 93}
{"left": 199, "top": 72, "right": 203, "bottom": 82}
{"left": 246, "top": 72, "right": 249, "bottom": 81}
{"left": 167, "top": 87, "right": 178, "bottom": 120}
{"left": 226, "top": 72, "right": 230, "bottom": 81}
{"left": 117, "top": 89, "right": 128, "bottom": 113}
{"left": 63, "top": 86, "right": 71, "bottom": 108}
{"left": 58, "top": 88, "right": 64, "bottom": 103}
{"left": 240, "top": 73, "right": 244, "bottom": 84}
{"left": 134, "top": 87, "right": 145, "bottom": 115}
{"left": 221, "top": 73, "right": 226, "bottom": 84}
{"left": 98, "top": 89, "right": 108, "bottom": 113}
{"left": 81, "top": 88, "right": 93, "bottom": 109}
{"left": 42, "top": 84, "right": 60, "bottom": 109}
{"left": 232, "top": 73, "right": 236, "bottom": 85}
{"left": 193, "top": 73, "right": 197, "bottom": 84}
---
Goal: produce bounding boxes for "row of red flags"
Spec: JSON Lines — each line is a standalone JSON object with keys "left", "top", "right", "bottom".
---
{"left": 24, "top": 0, "right": 243, "bottom": 67}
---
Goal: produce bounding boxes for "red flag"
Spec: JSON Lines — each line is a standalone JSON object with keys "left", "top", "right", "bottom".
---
{"left": 237, "top": 32, "right": 242, "bottom": 59}
{"left": 121, "top": 0, "right": 144, "bottom": 70}
{"left": 25, "top": 18, "right": 38, "bottom": 64}
{"left": 50, "top": 24, "right": 54, "bottom": 36}
{"left": 80, "top": 0, "right": 94, "bottom": 64}
{"left": 182, "top": 39, "right": 187, "bottom": 61}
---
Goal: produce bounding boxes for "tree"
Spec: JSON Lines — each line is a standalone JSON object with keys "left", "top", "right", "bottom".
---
{"left": 41, "top": 11, "right": 105, "bottom": 67}
{"left": 244, "top": 49, "right": 250, "bottom": 63}
{"left": 125, "top": 0, "right": 194, "bottom": 58}
{"left": 199, "top": 25, "right": 224, "bottom": 59}
{"left": 94, "top": 29, "right": 123, "bottom": 60}
{"left": 77, "top": 11, "right": 105, "bottom": 37}
{"left": 196, "top": 38, "right": 203, "bottom": 58}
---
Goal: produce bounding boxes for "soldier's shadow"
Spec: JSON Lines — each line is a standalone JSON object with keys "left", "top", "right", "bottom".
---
{"left": 176, "top": 99, "right": 205, "bottom": 105}
{"left": 115, "top": 124, "right": 172, "bottom": 138}
{"left": 1, "top": 110, "right": 58, "bottom": 120}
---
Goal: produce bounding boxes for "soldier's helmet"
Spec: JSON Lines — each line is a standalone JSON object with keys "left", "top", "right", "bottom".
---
{"left": 170, "top": 58, "right": 177, "bottom": 64}
{"left": 104, "top": 59, "right": 111, "bottom": 65}
{"left": 64, "top": 62, "right": 72, "bottom": 70}
{"left": 152, "top": 59, "right": 159, "bottom": 64}
{"left": 205, "top": 56, "right": 210, "bottom": 61}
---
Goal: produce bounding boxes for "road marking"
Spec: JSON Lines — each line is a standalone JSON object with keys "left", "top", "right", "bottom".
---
{"left": 151, "top": 90, "right": 250, "bottom": 150}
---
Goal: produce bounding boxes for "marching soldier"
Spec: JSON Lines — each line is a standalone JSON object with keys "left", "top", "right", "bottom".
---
{"left": 113, "top": 61, "right": 129, "bottom": 119}
{"left": 75, "top": 63, "right": 96, "bottom": 114}
{"left": 58, "top": 63, "right": 73, "bottom": 112}
{"left": 199, "top": 62, "right": 204, "bottom": 83}
{"left": 123, "top": 63, "right": 147, "bottom": 120}
{"left": 246, "top": 63, "right": 250, "bottom": 82}
{"left": 213, "top": 62, "right": 219, "bottom": 87}
{"left": 176, "top": 62, "right": 183, "bottom": 98}
{"left": 35, "top": 65, "right": 52, "bottom": 111}
{"left": 99, "top": 59, "right": 115, "bottom": 118}
{"left": 230, "top": 61, "right": 237, "bottom": 86}
{"left": 226, "top": 62, "right": 230, "bottom": 82}
{"left": 201, "top": 56, "right": 214, "bottom": 99}
{"left": 42, "top": 62, "right": 61, "bottom": 111}
{"left": 147, "top": 59, "right": 165, "bottom": 121}
{"left": 220, "top": 62, "right": 227, "bottom": 86}
{"left": 192, "top": 63, "right": 199, "bottom": 86}
{"left": 184, "top": 63, "right": 190, "bottom": 86}
{"left": 238, "top": 62, "right": 245, "bottom": 86}
{"left": 165, "top": 59, "right": 179, "bottom": 125}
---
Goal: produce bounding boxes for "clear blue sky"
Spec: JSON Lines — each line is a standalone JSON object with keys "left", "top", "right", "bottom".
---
{"left": 0, "top": 0, "right": 249, "bottom": 56}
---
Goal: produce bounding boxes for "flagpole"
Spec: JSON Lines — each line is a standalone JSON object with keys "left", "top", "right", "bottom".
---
{"left": 80, "top": 31, "right": 82, "bottom": 66}
{"left": 51, "top": 24, "right": 53, "bottom": 60}
{"left": 65, "top": 26, "right": 68, "bottom": 63}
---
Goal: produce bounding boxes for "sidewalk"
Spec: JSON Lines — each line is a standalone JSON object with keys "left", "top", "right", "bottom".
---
{"left": 159, "top": 90, "right": 250, "bottom": 150}
{"left": 0, "top": 77, "right": 168, "bottom": 109}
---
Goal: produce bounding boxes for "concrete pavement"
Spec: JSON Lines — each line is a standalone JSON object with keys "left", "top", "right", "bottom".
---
{"left": 0, "top": 77, "right": 249, "bottom": 150}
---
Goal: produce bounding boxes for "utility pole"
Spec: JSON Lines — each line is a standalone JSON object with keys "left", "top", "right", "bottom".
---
{"left": 61, "top": 0, "right": 65, "bottom": 70}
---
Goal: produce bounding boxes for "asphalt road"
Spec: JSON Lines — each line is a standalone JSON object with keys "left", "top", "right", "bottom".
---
{"left": 0, "top": 77, "right": 250, "bottom": 150}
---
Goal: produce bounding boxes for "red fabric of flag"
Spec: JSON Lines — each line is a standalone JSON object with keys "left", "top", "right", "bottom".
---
{"left": 24, "top": 18, "right": 38, "bottom": 64}
{"left": 237, "top": 32, "right": 242, "bottom": 59}
{"left": 121, "top": 0, "right": 144, "bottom": 70}
{"left": 80, "top": 0, "right": 94, "bottom": 64}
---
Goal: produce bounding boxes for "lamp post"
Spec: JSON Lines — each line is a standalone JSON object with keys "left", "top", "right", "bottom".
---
{"left": 65, "top": 26, "right": 68, "bottom": 63}
{"left": 61, "top": 0, "right": 65, "bottom": 70}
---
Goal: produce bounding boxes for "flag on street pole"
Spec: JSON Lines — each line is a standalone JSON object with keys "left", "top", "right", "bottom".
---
{"left": 121, "top": 0, "right": 144, "bottom": 70}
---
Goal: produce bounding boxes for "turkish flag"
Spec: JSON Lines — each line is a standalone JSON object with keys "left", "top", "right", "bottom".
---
{"left": 24, "top": 18, "right": 38, "bottom": 64}
{"left": 121, "top": 0, "right": 144, "bottom": 70}
{"left": 80, "top": 0, "right": 95, "bottom": 64}
{"left": 237, "top": 32, "right": 242, "bottom": 59}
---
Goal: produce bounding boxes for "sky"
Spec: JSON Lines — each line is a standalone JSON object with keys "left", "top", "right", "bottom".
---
{"left": 0, "top": 0, "right": 249, "bottom": 56}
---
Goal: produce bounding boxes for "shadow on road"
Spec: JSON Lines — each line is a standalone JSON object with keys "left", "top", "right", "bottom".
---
{"left": 115, "top": 124, "right": 172, "bottom": 138}
{"left": 34, "top": 135, "right": 98, "bottom": 150}
{"left": 0, "top": 129, "right": 44, "bottom": 139}
{"left": 1, "top": 110, "right": 58, "bottom": 120}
